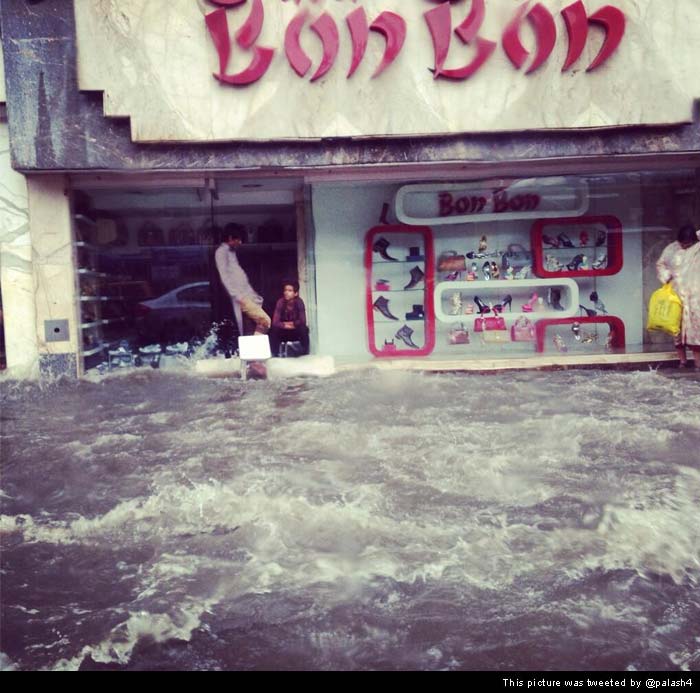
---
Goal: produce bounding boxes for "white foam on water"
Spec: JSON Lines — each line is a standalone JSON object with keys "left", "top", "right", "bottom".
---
{"left": 2, "top": 367, "right": 699, "bottom": 670}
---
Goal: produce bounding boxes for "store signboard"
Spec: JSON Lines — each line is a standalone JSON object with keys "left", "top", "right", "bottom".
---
{"left": 74, "top": 0, "right": 700, "bottom": 142}
{"left": 395, "top": 178, "right": 589, "bottom": 225}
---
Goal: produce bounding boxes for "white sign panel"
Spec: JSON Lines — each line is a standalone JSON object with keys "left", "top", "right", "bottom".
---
{"left": 395, "top": 177, "right": 589, "bottom": 225}
{"left": 73, "top": 0, "right": 700, "bottom": 142}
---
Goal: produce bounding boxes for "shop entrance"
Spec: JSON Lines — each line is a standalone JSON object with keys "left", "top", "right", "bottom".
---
{"left": 72, "top": 178, "right": 301, "bottom": 372}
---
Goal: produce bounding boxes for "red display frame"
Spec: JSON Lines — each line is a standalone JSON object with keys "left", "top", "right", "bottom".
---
{"left": 365, "top": 225, "right": 435, "bottom": 358}
{"left": 531, "top": 215, "right": 623, "bottom": 278}
{"left": 534, "top": 316, "right": 626, "bottom": 353}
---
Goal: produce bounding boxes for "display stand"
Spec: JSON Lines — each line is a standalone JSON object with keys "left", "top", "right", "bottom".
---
{"left": 365, "top": 225, "right": 435, "bottom": 357}
{"left": 531, "top": 216, "right": 623, "bottom": 278}
{"left": 434, "top": 278, "right": 580, "bottom": 323}
{"left": 74, "top": 215, "right": 127, "bottom": 364}
{"left": 534, "top": 316, "right": 626, "bottom": 353}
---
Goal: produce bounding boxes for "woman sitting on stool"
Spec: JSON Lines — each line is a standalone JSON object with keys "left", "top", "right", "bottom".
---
{"left": 269, "top": 280, "right": 310, "bottom": 357}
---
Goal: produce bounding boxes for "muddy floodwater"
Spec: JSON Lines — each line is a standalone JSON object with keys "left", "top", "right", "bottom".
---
{"left": 1, "top": 368, "right": 699, "bottom": 671}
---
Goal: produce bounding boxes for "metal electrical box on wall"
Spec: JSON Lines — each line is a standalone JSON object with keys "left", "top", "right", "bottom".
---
{"left": 44, "top": 319, "right": 70, "bottom": 343}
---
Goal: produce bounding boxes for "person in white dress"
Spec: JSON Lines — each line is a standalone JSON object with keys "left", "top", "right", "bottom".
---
{"left": 656, "top": 225, "right": 697, "bottom": 366}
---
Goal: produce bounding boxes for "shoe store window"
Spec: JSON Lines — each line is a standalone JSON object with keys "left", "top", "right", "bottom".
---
{"left": 71, "top": 179, "right": 300, "bottom": 374}
{"left": 312, "top": 168, "right": 699, "bottom": 363}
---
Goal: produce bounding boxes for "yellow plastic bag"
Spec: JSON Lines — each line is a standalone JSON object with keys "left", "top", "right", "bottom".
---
{"left": 647, "top": 283, "right": 682, "bottom": 336}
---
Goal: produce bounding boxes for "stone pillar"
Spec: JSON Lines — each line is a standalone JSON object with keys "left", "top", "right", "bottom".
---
{"left": 27, "top": 175, "right": 80, "bottom": 377}
{"left": 0, "top": 121, "right": 39, "bottom": 378}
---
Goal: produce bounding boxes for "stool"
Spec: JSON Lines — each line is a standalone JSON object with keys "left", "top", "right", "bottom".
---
{"left": 279, "top": 340, "right": 303, "bottom": 358}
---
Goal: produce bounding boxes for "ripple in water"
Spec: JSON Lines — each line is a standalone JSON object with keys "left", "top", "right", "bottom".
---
{"left": 1, "top": 369, "right": 699, "bottom": 671}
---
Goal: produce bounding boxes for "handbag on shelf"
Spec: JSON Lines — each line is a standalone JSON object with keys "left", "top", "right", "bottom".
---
{"left": 437, "top": 251, "right": 467, "bottom": 272}
{"left": 474, "top": 315, "right": 507, "bottom": 332}
{"left": 448, "top": 324, "right": 470, "bottom": 345}
{"left": 511, "top": 316, "right": 536, "bottom": 342}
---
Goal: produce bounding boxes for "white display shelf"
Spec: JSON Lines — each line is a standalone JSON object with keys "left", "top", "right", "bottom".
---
{"left": 434, "top": 278, "right": 579, "bottom": 323}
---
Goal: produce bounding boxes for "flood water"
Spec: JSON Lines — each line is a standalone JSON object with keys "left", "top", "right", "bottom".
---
{"left": 1, "top": 367, "right": 699, "bottom": 671}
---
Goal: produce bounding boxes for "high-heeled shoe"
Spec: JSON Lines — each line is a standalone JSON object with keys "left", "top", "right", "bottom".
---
{"left": 493, "top": 294, "right": 512, "bottom": 313}
{"left": 445, "top": 270, "right": 460, "bottom": 281}
{"left": 521, "top": 292, "right": 538, "bottom": 313}
{"left": 553, "top": 334, "right": 568, "bottom": 352}
{"left": 482, "top": 262, "right": 491, "bottom": 280}
{"left": 490, "top": 261, "right": 500, "bottom": 280}
{"left": 566, "top": 254, "right": 585, "bottom": 271}
{"left": 592, "top": 254, "right": 607, "bottom": 270}
{"left": 571, "top": 322, "right": 581, "bottom": 341}
{"left": 474, "top": 296, "right": 491, "bottom": 315}
{"left": 579, "top": 304, "right": 597, "bottom": 317}
{"left": 543, "top": 234, "right": 560, "bottom": 248}
{"left": 596, "top": 230, "right": 607, "bottom": 247}
{"left": 589, "top": 291, "right": 608, "bottom": 314}
{"left": 545, "top": 255, "right": 563, "bottom": 272}
{"left": 558, "top": 233, "right": 574, "bottom": 248}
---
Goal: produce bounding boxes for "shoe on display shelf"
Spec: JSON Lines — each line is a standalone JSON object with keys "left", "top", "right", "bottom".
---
{"left": 566, "top": 254, "right": 586, "bottom": 271}
{"left": 406, "top": 304, "right": 425, "bottom": 321}
{"left": 589, "top": 291, "right": 608, "bottom": 314}
{"left": 406, "top": 246, "right": 425, "bottom": 261}
{"left": 592, "top": 254, "right": 607, "bottom": 270}
{"left": 373, "top": 296, "right": 399, "bottom": 321}
{"left": 404, "top": 266, "right": 425, "bottom": 290}
{"left": 548, "top": 289, "right": 565, "bottom": 311}
{"left": 553, "top": 334, "right": 568, "bottom": 352}
{"left": 558, "top": 233, "right": 574, "bottom": 248}
{"left": 395, "top": 324, "right": 420, "bottom": 349}
{"left": 373, "top": 236, "right": 399, "bottom": 262}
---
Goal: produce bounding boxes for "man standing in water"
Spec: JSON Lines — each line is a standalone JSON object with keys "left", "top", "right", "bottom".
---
{"left": 214, "top": 224, "right": 271, "bottom": 340}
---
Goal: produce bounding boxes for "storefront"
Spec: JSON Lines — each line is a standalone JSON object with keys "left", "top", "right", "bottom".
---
{"left": 2, "top": 0, "right": 700, "bottom": 377}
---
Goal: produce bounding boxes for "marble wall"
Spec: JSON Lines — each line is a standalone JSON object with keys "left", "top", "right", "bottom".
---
{"left": 0, "top": 122, "right": 38, "bottom": 378}
{"left": 27, "top": 176, "right": 80, "bottom": 365}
